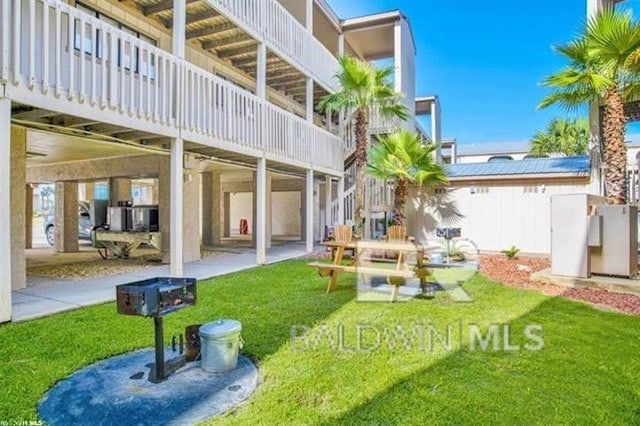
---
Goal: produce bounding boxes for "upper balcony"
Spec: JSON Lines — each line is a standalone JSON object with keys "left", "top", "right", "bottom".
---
{"left": 131, "top": 0, "right": 340, "bottom": 95}
{"left": 0, "top": 0, "right": 343, "bottom": 175}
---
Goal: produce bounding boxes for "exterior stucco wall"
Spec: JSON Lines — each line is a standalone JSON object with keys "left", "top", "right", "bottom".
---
{"left": 272, "top": 191, "right": 301, "bottom": 236}
{"left": 230, "top": 192, "right": 253, "bottom": 235}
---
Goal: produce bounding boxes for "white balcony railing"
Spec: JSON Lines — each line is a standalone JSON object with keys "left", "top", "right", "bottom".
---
{"left": 8, "top": 0, "right": 179, "bottom": 130}
{"left": 4, "top": 0, "right": 343, "bottom": 173}
{"left": 208, "top": 0, "right": 339, "bottom": 92}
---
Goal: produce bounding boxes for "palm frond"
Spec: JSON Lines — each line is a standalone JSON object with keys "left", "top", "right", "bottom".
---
{"left": 317, "top": 55, "right": 407, "bottom": 122}
{"left": 538, "top": 88, "right": 597, "bottom": 112}
{"left": 366, "top": 130, "right": 448, "bottom": 188}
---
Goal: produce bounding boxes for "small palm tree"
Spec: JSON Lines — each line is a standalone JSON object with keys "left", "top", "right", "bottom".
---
{"left": 318, "top": 55, "right": 409, "bottom": 234}
{"left": 530, "top": 118, "right": 590, "bottom": 156}
{"left": 366, "top": 130, "right": 448, "bottom": 226}
{"left": 539, "top": 8, "right": 640, "bottom": 204}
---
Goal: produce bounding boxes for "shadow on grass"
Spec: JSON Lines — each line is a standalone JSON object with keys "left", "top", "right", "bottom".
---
{"left": 320, "top": 296, "right": 640, "bottom": 424}
{"left": 0, "top": 259, "right": 356, "bottom": 419}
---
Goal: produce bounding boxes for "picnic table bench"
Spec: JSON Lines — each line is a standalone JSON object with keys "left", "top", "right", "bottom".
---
{"left": 307, "top": 240, "right": 430, "bottom": 302}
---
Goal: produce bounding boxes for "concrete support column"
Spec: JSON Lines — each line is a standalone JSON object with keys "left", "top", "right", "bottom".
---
{"left": 254, "top": 158, "right": 267, "bottom": 264}
{"left": 306, "top": 169, "right": 314, "bottom": 253}
{"left": 223, "top": 192, "right": 230, "bottom": 238}
{"left": 11, "top": 126, "right": 27, "bottom": 294}
{"left": 172, "top": 0, "right": 186, "bottom": 58}
{"left": 25, "top": 184, "right": 33, "bottom": 250}
{"left": 394, "top": 20, "right": 402, "bottom": 93}
{"left": 300, "top": 187, "right": 306, "bottom": 240}
{"left": 159, "top": 157, "right": 171, "bottom": 264}
{"left": 256, "top": 43, "right": 266, "bottom": 99}
{"left": 109, "top": 178, "right": 131, "bottom": 206}
{"left": 84, "top": 182, "right": 95, "bottom": 201}
{"left": 337, "top": 177, "right": 344, "bottom": 224}
{"left": 266, "top": 173, "right": 272, "bottom": 249}
{"left": 182, "top": 169, "right": 200, "bottom": 263}
{"left": 202, "top": 172, "right": 222, "bottom": 247}
{"left": 252, "top": 168, "right": 272, "bottom": 250}
{"left": 0, "top": 99, "right": 11, "bottom": 322}
{"left": 170, "top": 138, "right": 184, "bottom": 276}
{"left": 338, "top": 33, "right": 344, "bottom": 56}
{"left": 306, "top": 78, "right": 314, "bottom": 122}
{"left": 306, "top": 0, "right": 313, "bottom": 31}
{"left": 324, "top": 177, "right": 332, "bottom": 231}
{"left": 431, "top": 97, "right": 442, "bottom": 163}
{"left": 54, "top": 181, "right": 79, "bottom": 253}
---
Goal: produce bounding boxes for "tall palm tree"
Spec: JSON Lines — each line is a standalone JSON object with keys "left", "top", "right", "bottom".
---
{"left": 530, "top": 118, "right": 590, "bottom": 156}
{"left": 366, "top": 130, "right": 448, "bottom": 226}
{"left": 539, "top": 8, "right": 640, "bottom": 204}
{"left": 318, "top": 55, "right": 409, "bottom": 235}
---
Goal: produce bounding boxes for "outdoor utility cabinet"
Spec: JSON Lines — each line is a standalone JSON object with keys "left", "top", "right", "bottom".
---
{"left": 590, "top": 204, "right": 638, "bottom": 277}
{"left": 551, "top": 194, "right": 605, "bottom": 278}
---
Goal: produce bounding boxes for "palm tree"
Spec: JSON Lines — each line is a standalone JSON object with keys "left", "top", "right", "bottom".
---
{"left": 530, "top": 118, "right": 590, "bottom": 156}
{"left": 366, "top": 130, "right": 448, "bottom": 226}
{"left": 318, "top": 55, "right": 409, "bottom": 235}
{"left": 539, "top": 8, "right": 640, "bottom": 204}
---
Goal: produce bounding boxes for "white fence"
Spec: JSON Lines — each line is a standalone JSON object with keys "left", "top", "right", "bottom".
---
{"left": 4, "top": 0, "right": 343, "bottom": 172}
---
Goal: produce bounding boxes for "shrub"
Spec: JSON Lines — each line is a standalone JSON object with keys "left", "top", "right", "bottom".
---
{"left": 501, "top": 246, "right": 520, "bottom": 260}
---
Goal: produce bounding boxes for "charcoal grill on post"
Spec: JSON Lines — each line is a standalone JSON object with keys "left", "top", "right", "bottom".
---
{"left": 116, "top": 277, "right": 197, "bottom": 382}
{"left": 436, "top": 228, "right": 461, "bottom": 264}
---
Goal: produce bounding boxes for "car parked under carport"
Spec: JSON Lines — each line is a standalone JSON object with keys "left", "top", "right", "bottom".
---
{"left": 43, "top": 201, "right": 93, "bottom": 246}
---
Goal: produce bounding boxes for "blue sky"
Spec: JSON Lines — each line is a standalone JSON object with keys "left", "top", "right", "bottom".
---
{"left": 329, "top": 0, "right": 640, "bottom": 145}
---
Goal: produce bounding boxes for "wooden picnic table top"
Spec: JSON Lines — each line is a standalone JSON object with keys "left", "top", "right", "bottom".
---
{"left": 321, "top": 240, "right": 423, "bottom": 252}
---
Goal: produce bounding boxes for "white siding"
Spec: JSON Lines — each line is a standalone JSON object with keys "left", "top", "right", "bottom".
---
{"left": 406, "top": 178, "right": 600, "bottom": 255}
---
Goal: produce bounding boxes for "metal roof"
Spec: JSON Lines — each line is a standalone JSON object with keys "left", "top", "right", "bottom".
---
{"left": 446, "top": 155, "right": 591, "bottom": 178}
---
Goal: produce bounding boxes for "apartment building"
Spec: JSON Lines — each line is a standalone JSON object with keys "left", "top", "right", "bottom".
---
{"left": 0, "top": 0, "right": 439, "bottom": 322}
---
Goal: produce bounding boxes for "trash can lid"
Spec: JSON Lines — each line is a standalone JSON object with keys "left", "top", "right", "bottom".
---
{"left": 199, "top": 319, "right": 242, "bottom": 338}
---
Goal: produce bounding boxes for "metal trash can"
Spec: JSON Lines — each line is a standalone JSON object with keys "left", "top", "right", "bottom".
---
{"left": 199, "top": 319, "right": 243, "bottom": 373}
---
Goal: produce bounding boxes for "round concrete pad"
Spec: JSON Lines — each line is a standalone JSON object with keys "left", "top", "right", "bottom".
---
{"left": 38, "top": 349, "right": 258, "bottom": 426}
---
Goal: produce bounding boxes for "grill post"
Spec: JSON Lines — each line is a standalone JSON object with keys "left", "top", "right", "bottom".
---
{"left": 154, "top": 316, "right": 165, "bottom": 381}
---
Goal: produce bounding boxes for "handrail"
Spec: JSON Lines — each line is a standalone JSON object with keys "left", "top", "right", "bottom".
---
{"left": 5, "top": 0, "right": 344, "bottom": 173}
{"left": 207, "top": 0, "right": 339, "bottom": 92}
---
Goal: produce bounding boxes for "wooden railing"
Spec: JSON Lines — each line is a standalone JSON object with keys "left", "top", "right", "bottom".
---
{"left": 4, "top": 0, "right": 343, "bottom": 172}
{"left": 7, "top": 0, "right": 179, "bottom": 133}
{"left": 207, "top": 0, "right": 339, "bottom": 92}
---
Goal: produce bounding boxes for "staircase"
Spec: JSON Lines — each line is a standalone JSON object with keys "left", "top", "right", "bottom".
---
{"left": 325, "top": 107, "right": 395, "bottom": 238}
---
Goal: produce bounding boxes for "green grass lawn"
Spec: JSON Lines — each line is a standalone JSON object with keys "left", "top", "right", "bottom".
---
{"left": 1, "top": 260, "right": 640, "bottom": 424}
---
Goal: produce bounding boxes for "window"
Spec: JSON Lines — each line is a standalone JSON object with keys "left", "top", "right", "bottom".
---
{"left": 74, "top": 2, "right": 156, "bottom": 78}
{"left": 487, "top": 155, "right": 514, "bottom": 162}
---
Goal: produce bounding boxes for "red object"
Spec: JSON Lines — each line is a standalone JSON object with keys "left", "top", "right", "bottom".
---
{"left": 240, "top": 219, "right": 249, "bottom": 235}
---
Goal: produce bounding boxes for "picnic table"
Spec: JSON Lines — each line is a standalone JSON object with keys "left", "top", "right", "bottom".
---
{"left": 307, "top": 240, "right": 430, "bottom": 301}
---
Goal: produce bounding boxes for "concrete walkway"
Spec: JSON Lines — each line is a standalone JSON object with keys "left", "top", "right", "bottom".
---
{"left": 12, "top": 243, "right": 314, "bottom": 323}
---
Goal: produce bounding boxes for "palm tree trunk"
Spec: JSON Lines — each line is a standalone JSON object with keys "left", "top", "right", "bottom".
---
{"left": 354, "top": 108, "right": 368, "bottom": 235}
{"left": 602, "top": 87, "right": 628, "bottom": 204}
{"left": 392, "top": 178, "right": 409, "bottom": 226}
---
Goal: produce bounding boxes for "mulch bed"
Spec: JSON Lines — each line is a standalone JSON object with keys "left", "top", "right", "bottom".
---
{"left": 480, "top": 255, "right": 640, "bottom": 316}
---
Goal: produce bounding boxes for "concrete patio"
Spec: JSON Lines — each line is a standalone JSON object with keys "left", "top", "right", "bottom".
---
{"left": 13, "top": 242, "right": 317, "bottom": 323}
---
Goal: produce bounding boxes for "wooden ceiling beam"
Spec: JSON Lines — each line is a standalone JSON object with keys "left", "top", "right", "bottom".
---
{"left": 166, "top": 9, "right": 220, "bottom": 28}
{"left": 143, "top": 0, "right": 199, "bottom": 16}
{"left": 187, "top": 22, "right": 236, "bottom": 40}
{"left": 217, "top": 45, "right": 258, "bottom": 59}
{"left": 201, "top": 34, "right": 253, "bottom": 51}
